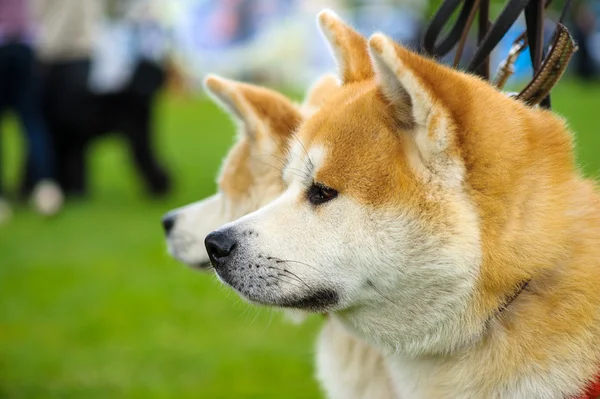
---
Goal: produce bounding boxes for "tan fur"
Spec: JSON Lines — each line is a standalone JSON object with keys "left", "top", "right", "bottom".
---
{"left": 198, "top": 12, "right": 600, "bottom": 398}
{"left": 299, "top": 13, "right": 600, "bottom": 398}
{"left": 164, "top": 75, "right": 334, "bottom": 268}
{"left": 318, "top": 10, "right": 372, "bottom": 84}
{"left": 303, "top": 73, "right": 340, "bottom": 110}
{"left": 207, "top": 75, "right": 397, "bottom": 399}
{"left": 206, "top": 74, "right": 341, "bottom": 202}
{"left": 205, "top": 75, "right": 303, "bottom": 202}
{"left": 166, "top": 73, "right": 395, "bottom": 398}
{"left": 317, "top": 319, "right": 395, "bottom": 399}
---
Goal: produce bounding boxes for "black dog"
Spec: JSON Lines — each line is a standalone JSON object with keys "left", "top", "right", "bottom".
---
{"left": 23, "top": 58, "right": 171, "bottom": 198}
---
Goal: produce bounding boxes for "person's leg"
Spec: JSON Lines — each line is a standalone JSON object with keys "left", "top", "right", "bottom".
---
{"left": 13, "top": 45, "right": 62, "bottom": 215}
{"left": 0, "top": 102, "right": 9, "bottom": 223}
{"left": 19, "top": 63, "right": 46, "bottom": 198}
{"left": 0, "top": 45, "right": 14, "bottom": 221}
{"left": 13, "top": 45, "right": 55, "bottom": 182}
{"left": 0, "top": 116, "right": 3, "bottom": 197}
{"left": 37, "top": 62, "right": 68, "bottom": 193}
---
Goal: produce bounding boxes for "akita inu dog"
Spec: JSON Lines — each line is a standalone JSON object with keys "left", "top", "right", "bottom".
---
{"left": 204, "top": 10, "right": 600, "bottom": 399}
{"left": 162, "top": 73, "right": 337, "bottom": 268}
{"left": 163, "top": 72, "right": 395, "bottom": 398}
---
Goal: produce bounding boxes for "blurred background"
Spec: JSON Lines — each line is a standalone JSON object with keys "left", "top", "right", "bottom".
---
{"left": 1, "top": 0, "right": 599, "bottom": 397}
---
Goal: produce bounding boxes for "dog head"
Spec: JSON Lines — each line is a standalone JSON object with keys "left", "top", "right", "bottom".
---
{"left": 206, "top": 11, "right": 575, "bottom": 355}
{"left": 163, "top": 74, "right": 339, "bottom": 269}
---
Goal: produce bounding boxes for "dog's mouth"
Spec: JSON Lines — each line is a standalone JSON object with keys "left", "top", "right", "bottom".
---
{"left": 261, "top": 288, "right": 339, "bottom": 312}
{"left": 214, "top": 264, "right": 339, "bottom": 312}
{"left": 246, "top": 287, "right": 339, "bottom": 313}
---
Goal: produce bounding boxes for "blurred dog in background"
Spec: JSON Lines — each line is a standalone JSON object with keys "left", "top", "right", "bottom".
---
{"left": 162, "top": 73, "right": 337, "bottom": 268}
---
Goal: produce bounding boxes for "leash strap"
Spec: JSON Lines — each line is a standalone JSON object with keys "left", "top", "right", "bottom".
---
{"left": 453, "top": 0, "right": 481, "bottom": 68}
{"left": 422, "top": 0, "right": 478, "bottom": 58}
{"left": 475, "top": 0, "right": 491, "bottom": 79}
{"left": 515, "top": 24, "right": 577, "bottom": 106}
{"left": 467, "top": 0, "right": 531, "bottom": 72}
{"left": 424, "top": 0, "right": 575, "bottom": 110}
{"left": 524, "top": 0, "right": 548, "bottom": 106}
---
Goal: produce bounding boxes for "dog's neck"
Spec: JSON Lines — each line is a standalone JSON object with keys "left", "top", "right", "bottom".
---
{"left": 339, "top": 148, "right": 600, "bottom": 397}
{"left": 383, "top": 176, "right": 600, "bottom": 398}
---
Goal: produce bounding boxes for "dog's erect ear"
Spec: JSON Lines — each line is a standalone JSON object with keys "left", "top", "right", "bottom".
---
{"left": 317, "top": 10, "right": 372, "bottom": 84}
{"left": 369, "top": 34, "right": 437, "bottom": 127}
{"left": 303, "top": 73, "right": 339, "bottom": 109}
{"left": 369, "top": 34, "right": 455, "bottom": 159}
{"left": 204, "top": 75, "right": 302, "bottom": 140}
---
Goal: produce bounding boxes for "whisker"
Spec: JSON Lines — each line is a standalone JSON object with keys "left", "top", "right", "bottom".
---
{"left": 287, "top": 168, "right": 312, "bottom": 181}
{"left": 260, "top": 133, "right": 288, "bottom": 158}
{"left": 248, "top": 306, "right": 262, "bottom": 327}
{"left": 258, "top": 275, "right": 288, "bottom": 295}
{"left": 272, "top": 267, "right": 311, "bottom": 290}
{"left": 256, "top": 150, "right": 310, "bottom": 179}
{"left": 237, "top": 302, "right": 254, "bottom": 321}
{"left": 252, "top": 156, "right": 310, "bottom": 182}
{"left": 270, "top": 257, "right": 328, "bottom": 278}
{"left": 260, "top": 308, "right": 275, "bottom": 336}
{"left": 257, "top": 152, "right": 287, "bottom": 168}
{"left": 252, "top": 158, "right": 284, "bottom": 174}
{"left": 265, "top": 273, "right": 305, "bottom": 290}
{"left": 291, "top": 132, "right": 314, "bottom": 172}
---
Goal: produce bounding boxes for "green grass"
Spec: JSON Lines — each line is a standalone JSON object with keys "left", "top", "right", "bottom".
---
{"left": 1, "top": 80, "right": 600, "bottom": 398}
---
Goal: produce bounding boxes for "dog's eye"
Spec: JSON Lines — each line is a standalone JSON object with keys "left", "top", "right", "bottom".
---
{"left": 307, "top": 183, "right": 338, "bottom": 206}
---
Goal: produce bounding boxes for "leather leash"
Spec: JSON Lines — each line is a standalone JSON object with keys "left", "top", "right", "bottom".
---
{"left": 515, "top": 23, "right": 577, "bottom": 106}
{"left": 422, "top": 0, "right": 577, "bottom": 110}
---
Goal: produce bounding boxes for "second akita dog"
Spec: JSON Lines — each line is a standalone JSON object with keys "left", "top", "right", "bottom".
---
{"left": 205, "top": 11, "right": 600, "bottom": 399}
{"left": 163, "top": 74, "right": 336, "bottom": 268}
{"left": 163, "top": 72, "right": 395, "bottom": 398}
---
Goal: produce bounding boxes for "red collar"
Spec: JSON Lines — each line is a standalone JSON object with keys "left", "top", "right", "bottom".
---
{"left": 576, "top": 375, "right": 600, "bottom": 399}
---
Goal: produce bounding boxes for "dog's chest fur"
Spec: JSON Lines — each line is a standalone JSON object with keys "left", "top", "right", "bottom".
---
{"left": 387, "top": 354, "right": 582, "bottom": 399}
{"left": 316, "top": 319, "right": 396, "bottom": 399}
{"left": 385, "top": 308, "right": 600, "bottom": 399}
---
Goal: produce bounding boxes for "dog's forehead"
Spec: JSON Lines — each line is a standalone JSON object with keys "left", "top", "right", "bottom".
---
{"left": 288, "top": 84, "right": 373, "bottom": 180}
{"left": 291, "top": 82, "right": 421, "bottom": 206}
{"left": 299, "top": 82, "right": 375, "bottom": 142}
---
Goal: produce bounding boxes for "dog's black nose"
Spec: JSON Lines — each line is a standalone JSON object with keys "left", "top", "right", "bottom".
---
{"left": 161, "top": 212, "right": 176, "bottom": 235}
{"left": 205, "top": 230, "right": 237, "bottom": 268}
